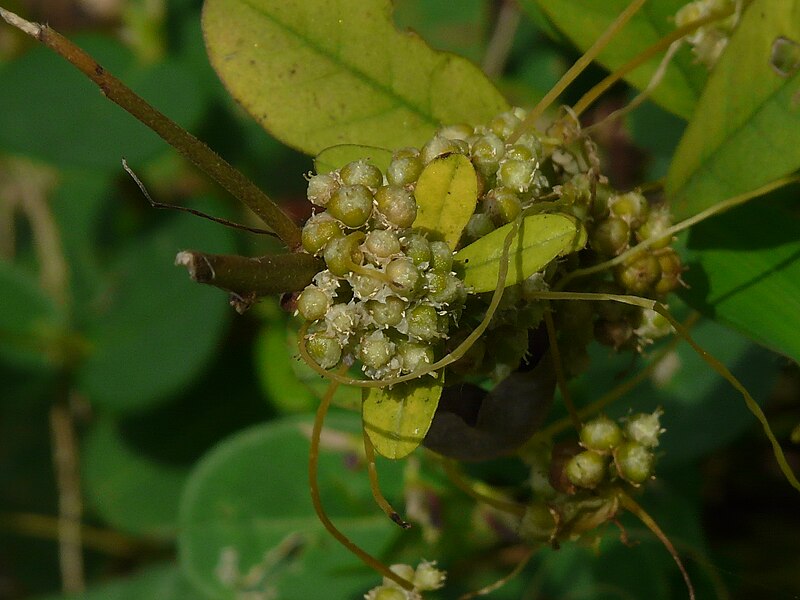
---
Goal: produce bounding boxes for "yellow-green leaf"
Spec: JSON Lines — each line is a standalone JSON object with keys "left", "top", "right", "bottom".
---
{"left": 314, "top": 144, "right": 393, "bottom": 176}
{"left": 362, "top": 377, "right": 444, "bottom": 460}
{"left": 202, "top": 0, "right": 509, "bottom": 155}
{"left": 412, "top": 154, "right": 478, "bottom": 249}
{"left": 455, "top": 214, "right": 585, "bottom": 293}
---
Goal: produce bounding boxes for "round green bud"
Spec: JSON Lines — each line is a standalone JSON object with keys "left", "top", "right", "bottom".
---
{"left": 367, "top": 296, "right": 406, "bottom": 327}
{"left": 386, "top": 258, "right": 421, "bottom": 294}
{"left": 614, "top": 441, "right": 655, "bottom": 485}
{"left": 470, "top": 133, "right": 505, "bottom": 176}
{"left": 296, "top": 286, "right": 330, "bottom": 321}
{"left": 610, "top": 191, "right": 649, "bottom": 228}
{"left": 438, "top": 123, "right": 474, "bottom": 140}
{"left": 406, "top": 304, "right": 440, "bottom": 341}
{"left": 327, "top": 184, "right": 374, "bottom": 228}
{"left": 306, "top": 334, "right": 341, "bottom": 369}
{"left": 375, "top": 185, "right": 417, "bottom": 228}
{"left": 614, "top": 253, "right": 662, "bottom": 295}
{"left": 591, "top": 183, "right": 615, "bottom": 220}
{"left": 364, "top": 229, "right": 401, "bottom": 258}
{"left": 484, "top": 186, "right": 522, "bottom": 225}
{"left": 590, "top": 217, "right": 630, "bottom": 256}
{"left": 306, "top": 173, "right": 338, "bottom": 206}
{"left": 402, "top": 233, "right": 432, "bottom": 266}
{"left": 386, "top": 154, "right": 423, "bottom": 187}
{"left": 496, "top": 157, "right": 536, "bottom": 193}
{"left": 429, "top": 241, "right": 453, "bottom": 272}
{"left": 465, "top": 212, "right": 495, "bottom": 240}
{"left": 397, "top": 341, "right": 434, "bottom": 373}
{"left": 579, "top": 415, "right": 624, "bottom": 453}
{"left": 505, "top": 144, "right": 534, "bottom": 162}
{"left": 368, "top": 585, "right": 405, "bottom": 600}
{"left": 301, "top": 213, "right": 343, "bottom": 255}
{"left": 624, "top": 410, "right": 663, "bottom": 448}
{"left": 565, "top": 450, "right": 607, "bottom": 489}
{"left": 339, "top": 159, "right": 383, "bottom": 188}
{"left": 594, "top": 318, "right": 634, "bottom": 350}
{"left": 519, "top": 502, "right": 557, "bottom": 543}
{"left": 426, "top": 271, "right": 465, "bottom": 305}
{"left": 489, "top": 110, "right": 522, "bottom": 139}
{"left": 636, "top": 206, "right": 673, "bottom": 249}
{"left": 421, "top": 134, "right": 460, "bottom": 164}
{"left": 349, "top": 271, "right": 385, "bottom": 299}
{"left": 388, "top": 564, "right": 416, "bottom": 584}
{"left": 359, "top": 330, "right": 395, "bottom": 369}
{"left": 634, "top": 308, "right": 672, "bottom": 341}
{"left": 654, "top": 249, "right": 683, "bottom": 295}
{"left": 323, "top": 233, "right": 364, "bottom": 276}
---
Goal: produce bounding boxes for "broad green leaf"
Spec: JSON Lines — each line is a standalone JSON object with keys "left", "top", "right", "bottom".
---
{"left": 666, "top": 0, "right": 800, "bottom": 218}
{"left": 0, "top": 36, "right": 206, "bottom": 169}
{"left": 363, "top": 377, "right": 444, "bottom": 460}
{"left": 40, "top": 563, "right": 197, "bottom": 600}
{"left": 202, "top": 0, "right": 509, "bottom": 155}
{"left": 680, "top": 201, "right": 800, "bottom": 363}
{"left": 0, "top": 261, "right": 64, "bottom": 371}
{"left": 412, "top": 154, "right": 478, "bottom": 248}
{"left": 313, "top": 144, "right": 393, "bottom": 176}
{"left": 454, "top": 214, "right": 585, "bottom": 293}
{"left": 532, "top": 0, "right": 705, "bottom": 119}
{"left": 178, "top": 414, "right": 403, "bottom": 599}
{"left": 82, "top": 418, "right": 189, "bottom": 538}
{"left": 78, "top": 199, "right": 235, "bottom": 412}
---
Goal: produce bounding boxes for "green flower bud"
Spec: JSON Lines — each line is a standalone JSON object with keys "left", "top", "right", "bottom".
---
{"left": 489, "top": 110, "right": 522, "bottom": 139}
{"left": 367, "top": 296, "right": 406, "bottom": 327}
{"left": 470, "top": 133, "right": 505, "bottom": 176}
{"left": 496, "top": 157, "right": 536, "bottom": 193}
{"left": 590, "top": 217, "right": 630, "bottom": 256}
{"left": 388, "top": 564, "right": 416, "bottom": 584}
{"left": 306, "top": 334, "right": 342, "bottom": 369}
{"left": 426, "top": 271, "right": 465, "bottom": 305}
{"left": 324, "top": 233, "right": 364, "bottom": 276}
{"left": 306, "top": 172, "right": 338, "bottom": 206}
{"left": 407, "top": 304, "right": 440, "bottom": 340}
{"left": 366, "top": 585, "right": 405, "bottom": 600}
{"left": 614, "top": 441, "right": 655, "bottom": 485}
{"left": 386, "top": 154, "right": 423, "bottom": 187}
{"left": 465, "top": 212, "right": 495, "bottom": 240}
{"left": 339, "top": 159, "right": 383, "bottom": 188}
{"left": 414, "top": 560, "right": 446, "bottom": 591}
{"left": 614, "top": 253, "right": 662, "bottom": 295}
{"left": 375, "top": 185, "right": 417, "bottom": 228}
{"left": 296, "top": 286, "right": 330, "bottom": 321}
{"left": 579, "top": 415, "right": 624, "bottom": 453}
{"left": 327, "top": 184, "right": 374, "bottom": 228}
{"left": 636, "top": 205, "right": 673, "bottom": 249}
{"left": 397, "top": 341, "right": 434, "bottom": 372}
{"left": 429, "top": 241, "right": 454, "bottom": 272}
{"left": 438, "top": 123, "right": 474, "bottom": 140}
{"left": 565, "top": 450, "right": 607, "bottom": 489}
{"left": 519, "top": 502, "right": 557, "bottom": 543}
{"left": 301, "top": 213, "right": 343, "bottom": 255}
{"left": 624, "top": 410, "right": 663, "bottom": 448}
{"left": 386, "top": 258, "right": 421, "bottom": 295}
{"left": 484, "top": 186, "right": 522, "bottom": 225}
{"left": 364, "top": 229, "right": 401, "bottom": 258}
{"left": 421, "top": 134, "right": 460, "bottom": 164}
{"left": 402, "top": 233, "right": 432, "bottom": 266}
{"left": 359, "top": 330, "right": 395, "bottom": 369}
{"left": 654, "top": 249, "right": 684, "bottom": 295}
{"left": 610, "top": 191, "right": 649, "bottom": 228}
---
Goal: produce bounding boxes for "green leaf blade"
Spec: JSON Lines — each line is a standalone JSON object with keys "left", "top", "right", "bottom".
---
{"left": 412, "top": 154, "right": 478, "bottom": 249}
{"left": 666, "top": 0, "right": 800, "bottom": 218}
{"left": 454, "top": 214, "right": 585, "bottom": 293}
{"left": 202, "top": 0, "right": 509, "bottom": 155}
{"left": 363, "top": 377, "right": 444, "bottom": 460}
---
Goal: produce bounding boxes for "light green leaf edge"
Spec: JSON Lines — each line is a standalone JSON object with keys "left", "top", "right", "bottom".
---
{"left": 455, "top": 213, "right": 585, "bottom": 292}
{"left": 412, "top": 154, "right": 478, "bottom": 249}
{"left": 666, "top": 0, "right": 800, "bottom": 218}
{"left": 202, "top": 0, "right": 509, "bottom": 155}
{"left": 533, "top": 0, "right": 704, "bottom": 119}
{"left": 363, "top": 377, "right": 444, "bottom": 460}
{"left": 314, "top": 144, "right": 393, "bottom": 175}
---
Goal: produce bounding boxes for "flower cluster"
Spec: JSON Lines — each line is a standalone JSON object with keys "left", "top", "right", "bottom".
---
{"left": 675, "top": 0, "right": 740, "bottom": 69}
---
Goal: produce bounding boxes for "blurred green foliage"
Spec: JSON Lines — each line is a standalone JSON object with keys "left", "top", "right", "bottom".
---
{"left": 1, "top": 1, "right": 799, "bottom": 599}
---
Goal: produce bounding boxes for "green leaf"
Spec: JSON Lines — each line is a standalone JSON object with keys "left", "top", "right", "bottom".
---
{"left": 313, "top": 144, "right": 393, "bottom": 175}
{"left": 0, "top": 261, "right": 64, "bottom": 371}
{"left": 412, "top": 154, "right": 478, "bottom": 249}
{"left": 40, "top": 563, "right": 197, "bottom": 600}
{"left": 82, "top": 418, "right": 189, "bottom": 538}
{"left": 0, "top": 36, "right": 206, "bottom": 169}
{"left": 666, "top": 0, "right": 800, "bottom": 218}
{"left": 680, "top": 201, "right": 800, "bottom": 363}
{"left": 178, "top": 414, "right": 402, "bottom": 599}
{"left": 532, "top": 0, "right": 704, "bottom": 119}
{"left": 362, "top": 377, "right": 444, "bottom": 460}
{"left": 202, "top": 0, "right": 509, "bottom": 155}
{"left": 77, "top": 199, "right": 235, "bottom": 412}
{"left": 454, "top": 214, "right": 585, "bottom": 293}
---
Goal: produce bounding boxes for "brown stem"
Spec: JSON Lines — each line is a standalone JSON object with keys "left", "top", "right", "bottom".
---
{"left": 0, "top": 7, "right": 303, "bottom": 250}
{"left": 175, "top": 250, "right": 322, "bottom": 297}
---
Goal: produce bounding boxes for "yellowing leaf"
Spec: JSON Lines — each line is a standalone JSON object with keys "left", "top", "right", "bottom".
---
{"left": 455, "top": 214, "right": 585, "bottom": 293}
{"left": 314, "top": 144, "right": 393, "bottom": 176}
{"left": 362, "top": 377, "right": 444, "bottom": 460}
{"left": 412, "top": 154, "right": 478, "bottom": 249}
{"left": 202, "top": 0, "right": 509, "bottom": 155}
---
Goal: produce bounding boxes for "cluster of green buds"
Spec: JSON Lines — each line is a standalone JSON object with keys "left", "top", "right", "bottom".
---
{"left": 363, "top": 561, "right": 446, "bottom": 600}
{"left": 675, "top": 0, "right": 740, "bottom": 69}
{"left": 519, "top": 410, "right": 664, "bottom": 544}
